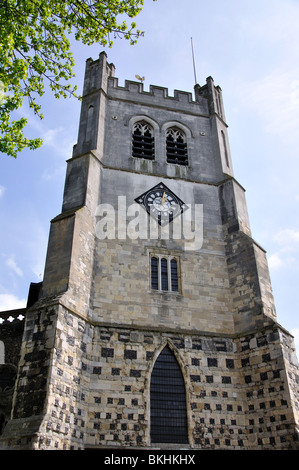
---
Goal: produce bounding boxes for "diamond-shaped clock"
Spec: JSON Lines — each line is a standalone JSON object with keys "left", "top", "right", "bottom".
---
{"left": 135, "top": 182, "right": 188, "bottom": 226}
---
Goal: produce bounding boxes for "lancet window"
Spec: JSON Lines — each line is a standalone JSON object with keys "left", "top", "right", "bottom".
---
{"left": 150, "top": 345, "right": 188, "bottom": 444}
{"left": 132, "top": 121, "right": 155, "bottom": 160}
{"left": 221, "top": 130, "right": 230, "bottom": 168}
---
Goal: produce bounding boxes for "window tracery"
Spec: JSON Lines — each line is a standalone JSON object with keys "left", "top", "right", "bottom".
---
{"left": 166, "top": 127, "right": 188, "bottom": 165}
{"left": 132, "top": 121, "right": 155, "bottom": 160}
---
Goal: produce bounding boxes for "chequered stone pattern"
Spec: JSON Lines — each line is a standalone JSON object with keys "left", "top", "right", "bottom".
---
{"left": 4, "top": 302, "right": 297, "bottom": 450}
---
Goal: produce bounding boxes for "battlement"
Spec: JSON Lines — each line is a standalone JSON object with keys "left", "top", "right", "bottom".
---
{"left": 0, "top": 309, "right": 25, "bottom": 326}
{"left": 82, "top": 52, "right": 225, "bottom": 119}
{"left": 106, "top": 76, "right": 219, "bottom": 117}
{"left": 108, "top": 76, "right": 197, "bottom": 104}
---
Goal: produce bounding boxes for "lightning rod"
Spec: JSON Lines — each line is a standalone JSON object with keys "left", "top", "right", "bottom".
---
{"left": 191, "top": 37, "right": 198, "bottom": 85}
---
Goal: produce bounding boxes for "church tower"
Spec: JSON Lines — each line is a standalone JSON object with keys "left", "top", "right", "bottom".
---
{"left": 1, "top": 51, "right": 299, "bottom": 450}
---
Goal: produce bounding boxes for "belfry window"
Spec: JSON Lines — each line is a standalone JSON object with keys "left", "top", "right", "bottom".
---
{"left": 150, "top": 255, "right": 179, "bottom": 293}
{"left": 132, "top": 121, "right": 155, "bottom": 160}
{"left": 150, "top": 345, "right": 188, "bottom": 444}
{"left": 166, "top": 127, "right": 188, "bottom": 165}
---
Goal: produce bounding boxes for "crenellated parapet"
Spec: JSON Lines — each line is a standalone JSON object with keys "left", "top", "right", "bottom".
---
{"left": 0, "top": 310, "right": 25, "bottom": 326}
{"left": 81, "top": 52, "right": 224, "bottom": 119}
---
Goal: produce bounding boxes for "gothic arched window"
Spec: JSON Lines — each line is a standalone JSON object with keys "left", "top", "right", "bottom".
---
{"left": 132, "top": 121, "right": 155, "bottom": 160}
{"left": 85, "top": 105, "right": 94, "bottom": 142}
{"left": 150, "top": 345, "right": 188, "bottom": 444}
{"left": 166, "top": 127, "right": 188, "bottom": 166}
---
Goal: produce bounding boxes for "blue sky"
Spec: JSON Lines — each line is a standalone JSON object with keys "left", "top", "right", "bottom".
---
{"left": 1, "top": 0, "right": 299, "bottom": 350}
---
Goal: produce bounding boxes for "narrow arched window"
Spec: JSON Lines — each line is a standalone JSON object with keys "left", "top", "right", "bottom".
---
{"left": 221, "top": 130, "right": 230, "bottom": 167}
{"left": 86, "top": 105, "right": 94, "bottom": 142}
{"left": 166, "top": 127, "right": 188, "bottom": 165}
{"left": 150, "top": 345, "right": 188, "bottom": 444}
{"left": 132, "top": 121, "right": 155, "bottom": 160}
{"left": 170, "top": 259, "right": 178, "bottom": 292}
{"left": 151, "top": 257, "right": 159, "bottom": 290}
{"left": 161, "top": 258, "right": 168, "bottom": 291}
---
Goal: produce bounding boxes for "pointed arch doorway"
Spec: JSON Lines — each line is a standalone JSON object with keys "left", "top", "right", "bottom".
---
{"left": 150, "top": 345, "right": 188, "bottom": 444}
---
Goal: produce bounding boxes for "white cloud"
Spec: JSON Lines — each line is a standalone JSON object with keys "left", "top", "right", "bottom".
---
{"left": 23, "top": 218, "right": 48, "bottom": 280}
{"left": 16, "top": 106, "right": 75, "bottom": 158}
{"left": 268, "top": 253, "right": 284, "bottom": 271}
{"left": 237, "top": 71, "right": 299, "bottom": 146}
{"left": 30, "top": 256, "right": 45, "bottom": 281}
{"left": 43, "top": 126, "right": 64, "bottom": 146}
{"left": 274, "top": 229, "right": 299, "bottom": 245}
{"left": 38, "top": 124, "right": 74, "bottom": 157}
{"left": 0, "top": 185, "right": 6, "bottom": 198}
{"left": 42, "top": 126, "right": 74, "bottom": 156}
{"left": 5, "top": 256, "right": 23, "bottom": 277}
{"left": 268, "top": 228, "right": 299, "bottom": 271}
{"left": 268, "top": 252, "right": 296, "bottom": 271}
{"left": 0, "top": 293, "right": 26, "bottom": 311}
{"left": 41, "top": 164, "right": 65, "bottom": 181}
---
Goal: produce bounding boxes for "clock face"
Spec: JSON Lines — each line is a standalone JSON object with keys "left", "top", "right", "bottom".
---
{"left": 135, "top": 182, "right": 188, "bottom": 226}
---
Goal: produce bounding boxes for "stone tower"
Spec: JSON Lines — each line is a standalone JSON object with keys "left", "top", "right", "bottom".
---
{"left": 1, "top": 51, "right": 299, "bottom": 450}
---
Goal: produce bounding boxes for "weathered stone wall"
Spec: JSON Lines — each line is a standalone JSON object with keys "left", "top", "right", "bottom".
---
{"left": 83, "top": 324, "right": 298, "bottom": 450}
{"left": 0, "top": 310, "right": 25, "bottom": 438}
{"left": 0, "top": 310, "right": 25, "bottom": 366}
{"left": 0, "top": 303, "right": 91, "bottom": 449}
{"left": 33, "top": 304, "right": 93, "bottom": 450}
{"left": 3, "top": 300, "right": 298, "bottom": 450}
{"left": 7, "top": 310, "right": 297, "bottom": 450}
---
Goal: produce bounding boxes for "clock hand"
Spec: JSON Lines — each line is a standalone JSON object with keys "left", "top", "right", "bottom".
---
{"left": 161, "top": 192, "right": 167, "bottom": 205}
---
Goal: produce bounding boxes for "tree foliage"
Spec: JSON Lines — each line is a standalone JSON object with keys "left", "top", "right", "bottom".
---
{"left": 0, "top": 0, "right": 150, "bottom": 157}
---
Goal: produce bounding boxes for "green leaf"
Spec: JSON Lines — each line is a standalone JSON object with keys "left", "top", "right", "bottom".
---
{"left": 0, "top": 0, "right": 147, "bottom": 158}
